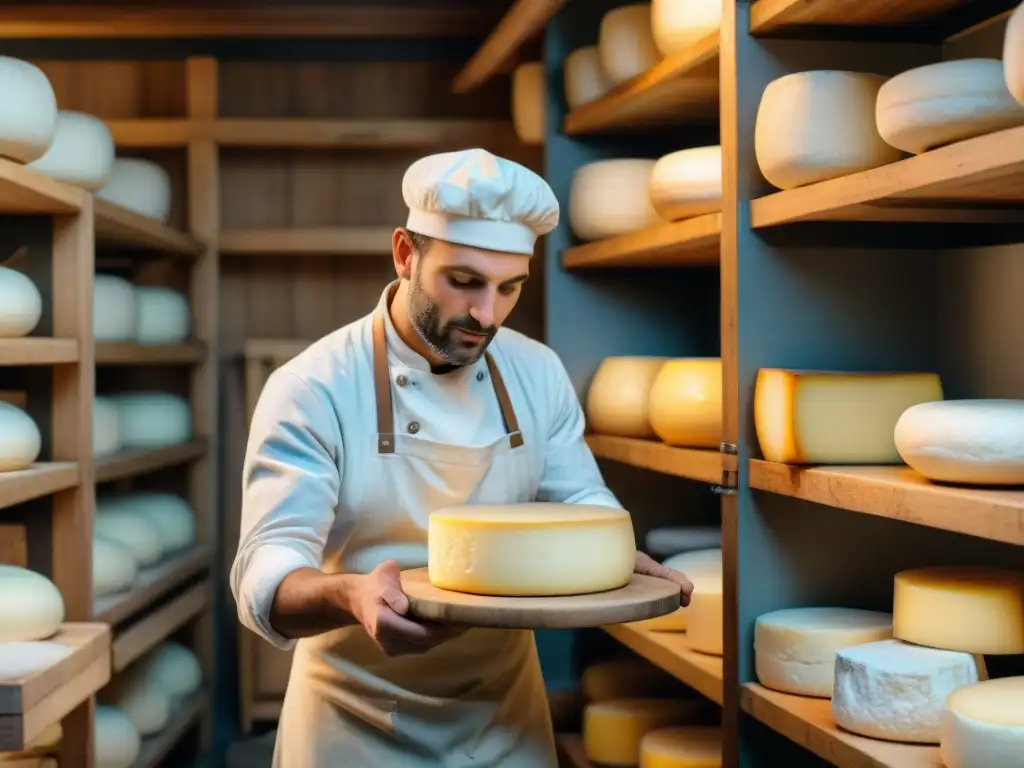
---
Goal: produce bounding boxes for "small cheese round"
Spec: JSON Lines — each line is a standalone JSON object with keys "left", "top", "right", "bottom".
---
{"left": 114, "top": 392, "right": 192, "bottom": 448}
{"left": 586, "top": 356, "right": 668, "bottom": 439}
{"left": 584, "top": 698, "right": 707, "bottom": 766}
{"left": 876, "top": 59, "right": 1024, "bottom": 155}
{"left": 894, "top": 399, "right": 1024, "bottom": 485}
{"left": 639, "top": 725, "right": 723, "bottom": 768}
{"left": 95, "top": 502, "right": 164, "bottom": 567}
{"left": 96, "top": 158, "right": 173, "bottom": 222}
{"left": 0, "top": 266, "right": 42, "bottom": 338}
{"left": 94, "top": 705, "right": 141, "bottom": 768}
{"left": 631, "top": 551, "right": 721, "bottom": 632}
{"left": 565, "top": 46, "right": 610, "bottom": 109}
{"left": 755, "top": 71, "right": 903, "bottom": 190}
{"left": 754, "top": 607, "right": 893, "bottom": 697}
{"left": 940, "top": 676, "right": 1024, "bottom": 768}
{"left": 645, "top": 528, "right": 722, "bottom": 557}
{"left": 599, "top": 3, "right": 660, "bottom": 88}
{"left": 26, "top": 110, "right": 114, "bottom": 191}
{"left": 1006, "top": 4, "right": 1024, "bottom": 106}
{"left": 512, "top": 62, "right": 545, "bottom": 146}
{"left": 0, "top": 641, "right": 72, "bottom": 680}
{"left": 92, "top": 536, "right": 137, "bottom": 597}
{"left": 651, "top": 0, "right": 722, "bottom": 57}
{"left": 569, "top": 159, "right": 662, "bottom": 241}
{"left": 582, "top": 659, "right": 678, "bottom": 702}
{"left": 137, "top": 642, "right": 202, "bottom": 706}
{"left": 128, "top": 493, "right": 197, "bottom": 553}
{"left": 832, "top": 639, "right": 984, "bottom": 744}
{"left": 0, "top": 57, "right": 57, "bottom": 164}
{"left": 135, "top": 286, "right": 190, "bottom": 345}
{"left": 686, "top": 573, "right": 723, "bottom": 656}
{"left": 0, "top": 401, "right": 41, "bottom": 471}
{"left": 0, "top": 565, "right": 64, "bottom": 642}
{"left": 649, "top": 147, "right": 722, "bottom": 222}
{"left": 427, "top": 503, "right": 635, "bottom": 596}
{"left": 93, "top": 396, "right": 121, "bottom": 457}
{"left": 893, "top": 566, "right": 1024, "bottom": 655}
{"left": 93, "top": 274, "right": 137, "bottom": 342}
{"left": 102, "top": 667, "right": 171, "bottom": 736}
{"left": 648, "top": 358, "right": 722, "bottom": 448}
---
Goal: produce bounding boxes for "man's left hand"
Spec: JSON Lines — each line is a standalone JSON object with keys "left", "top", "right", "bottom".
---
{"left": 634, "top": 550, "right": 694, "bottom": 606}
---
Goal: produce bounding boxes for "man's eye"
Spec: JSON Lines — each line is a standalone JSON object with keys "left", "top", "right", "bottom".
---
{"left": 448, "top": 275, "right": 477, "bottom": 288}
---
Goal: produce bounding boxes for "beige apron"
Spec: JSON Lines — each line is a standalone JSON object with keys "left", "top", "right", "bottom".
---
{"left": 272, "top": 311, "right": 558, "bottom": 768}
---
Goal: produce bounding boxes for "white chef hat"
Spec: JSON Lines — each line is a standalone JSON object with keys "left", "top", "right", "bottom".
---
{"left": 402, "top": 148, "right": 559, "bottom": 256}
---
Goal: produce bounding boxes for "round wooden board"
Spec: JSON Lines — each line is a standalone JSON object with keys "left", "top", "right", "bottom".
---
{"left": 400, "top": 569, "right": 681, "bottom": 629}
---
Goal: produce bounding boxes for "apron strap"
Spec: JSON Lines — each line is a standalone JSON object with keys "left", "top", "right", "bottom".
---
{"left": 484, "top": 352, "right": 525, "bottom": 449}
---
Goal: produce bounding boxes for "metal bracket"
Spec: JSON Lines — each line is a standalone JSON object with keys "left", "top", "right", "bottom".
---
{"left": 711, "top": 441, "right": 738, "bottom": 495}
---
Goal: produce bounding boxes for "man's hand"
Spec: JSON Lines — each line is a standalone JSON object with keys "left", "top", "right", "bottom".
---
{"left": 634, "top": 550, "right": 694, "bottom": 606}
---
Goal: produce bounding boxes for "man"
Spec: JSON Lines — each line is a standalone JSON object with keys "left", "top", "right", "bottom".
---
{"left": 231, "top": 148, "right": 694, "bottom": 767}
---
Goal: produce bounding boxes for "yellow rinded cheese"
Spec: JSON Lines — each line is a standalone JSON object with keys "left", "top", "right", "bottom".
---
{"left": 685, "top": 572, "right": 723, "bottom": 656}
{"left": 640, "top": 725, "right": 723, "bottom": 768}
{"left": 599, "top": 3, "right": 660, "bottom": 88}
{"left": 587, "top": 356, "right": 668, "bottom": 439}
{"left": 754, "top": 369, "right": 943, "bottom": 464}
{"left": 582, "top": 659, "right": 677, "bottom": 702}
{"left": 940, "top": 676, "right": 1024, "bottom": 768}
{"left": 648, "top": 358, "right": 722, "bottom": 449}
{"left": 511, "top": 62, "right": 545, "bottom": 146}
{"left": 630, "top": 549, "right": 721, "bottom": 632}
{"left": 427, "top": 503, "right": 635, "bottom": 596}
{"left": 893, "top": 566, "right": 1024, "bottom": 655}
{"left": 584, "top": 698, "right": 706, "bottom": 767}
{"left": 649, "top": 146, "right": 722, "bottom": 222}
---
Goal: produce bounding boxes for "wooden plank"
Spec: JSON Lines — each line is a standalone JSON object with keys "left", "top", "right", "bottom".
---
{"left": 0, "top": 160, "right": 84, "bottom": 215}
{"left": 112, "top": 583, "right": 210, "bottom": 672}
{"left": 95, "top": 341, "right": 207, "bottom": 366}
{"left": 94, "top": 199, "right": 205, "bottom": 257}
{"left": 132, "top": 691, "right": 208, "bottom": 768}
{"left": 211, "top": 119, "right": 516, "bottom": 148}
{"left": 586, "top": 436, "right": 722, "bottom": 485}
{"left": 749, "top": 0, "right": 1004, "bottom": 34}
{"left": 562, "top": 215, "right": 721, "bottom": 269}
{"left": 0, "top": 464, "right": 78, "bottom": 512}
{"left": 220, "top": 228, "right": 394, "bottom": 256}
{"left": 105, "top": 119, "right": 191, "bottom": 149}
{"left": 0, "top": 339, "right": 77, "bottom": 366}
{"left": 93, "top": 545, "right": 212, "bottom": 626}
{"left": 94, "top": 439, "right": 207, "bottom": 484}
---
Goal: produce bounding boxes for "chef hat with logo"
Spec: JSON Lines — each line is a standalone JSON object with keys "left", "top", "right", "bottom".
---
{"left": 402, "top": 148, "right": 559, "bottom": 256}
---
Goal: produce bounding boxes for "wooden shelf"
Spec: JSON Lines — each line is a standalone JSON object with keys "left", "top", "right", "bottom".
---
{"left": 106, "top": 119, "right": 191, "bottom": 149}
{"left": 741, "top": 684, "right": 941, "bottom": 768}
{"left": 0, "top": 463, "right": 79, "bottom": 512}
{"left": 112, "top": 582, "right": 211, "bottom": 672}
{"left": 0, "top": 159, "right": 85, "bottom": 215}
{"left": 220, "top": 227, "right": 393, "bottom": 256}
{"left": 95, "top": 341, "right": 207, "bottom": 366}
{"left": 586, "top": 435, "right": 722, "bottom": 485}
{"left": 94, "top": 199, "right": 205, "bottom": 257}
{"left": 749, "top": 0, "right": 1013, "bottom": 35}
{"left": 0, "top": 624, "right": 111, "bottom": 751}
{"left": 563, "top": 33, "right": 719, "bottom": 135}
{"left": 132, "top": 691, "right": 208, "bottom": 768}
{"left": 562, "top": 215, "right": 721, "bottom": 269}
{"left": 750, "top": 459, "right": 1024, "bottom": 547}
{"left": 556, "top": 735, "right": 596, "bottom": 768}
{"left": 94, "top": 439, "right": 207, "bottom": 484}
{"left": 211, "top": 118, "right": 516, "bottom": 148}
{"left": 0, "top": 339, "right": 77, "bottom": 366}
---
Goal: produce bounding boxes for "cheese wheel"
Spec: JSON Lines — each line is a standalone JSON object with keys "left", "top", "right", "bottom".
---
{"left": 584, "top": 698, "right": 707, "bottom": 766}
{"left": 686, "top": 573, "right": 723, "bottom": 656}
{"left": 940, "top": 676, "right": 1024, "bottom": 768}
{"left": 95, "top": 158, "right": 173, "bottom": 222}
{"left": 648, "top": 358, "right": 722, "bottom": 448}
{"left": 565, "top": 46, "right": 610, "bottom": 108}
{"left": 0, "top": 401, "right": 41, "bottom": 472}
{"left": 651, "top": 0, "right": 722, "bottom": 57}
{"left": 586, "top": 356, "right": 668, "bottom": 439}
{"left": 93, "top": 274, "right": 137, "bottom": 342}
{"left": 135, "top": 286, "right": 190, "bottom": 345}
{"left": 832, "top": 639, "right": 984, "bottom": 744}
{"left": 102, "top": 667, "right": 171, "bottom": 736}
{"left": 512, "top": 62, "right": 545, "bottom": 146}
{"left": 26, "top": 110, "right": 114, "bottom": 191}
{"left": 1006, "top": 3, "right": 1024, "bottom": 106}
{"left": 93, "top": 396, "right": 121, "bottom": 457}
{"left": 645, "top": 528, "right": 721, "bottom": 557}
{"left": 582, "top": 659, "right": 678, "bottom": 702}
{"left": 631, "top": 552, "right": 721, "bottom": 632}
{"left": 876, "top": 59, "right": 1024, "bottom": 155}
{"left": 427, "top": 503, "right": 635, "bottom": 596}
{"left": 753, "top": 369, "right": 943, "bottom": 464}
{"left": 755, "top": 71, "right": 903, "bottom": 190}
{"left": 94, "top": 705, "right": 141, "bottom": 768}
{"left": 599, "top": 3, "right": 660, "bottom": 87}
{"left": 754, "top": 607, "right": 893, "bottom": 697}
{"left": 0, "top": 266, "right": 42, "bottom": 338}
{"left": 127, "top": 493, "right": 196, "bottom": 553}
{"left": 649, "top": 147, "right": 722, "bottom": 222}
{"left": 0, "top": 565, "right": 64, "bottom": 642}
{"left": 137, "top": 642, "right": 202, "bottom": 705}
{"left": 95, "top": 503, "right": 164, "bottom": 568}
{"left": 569, "top": 160, "right": 662, "bottom": 241}
{"left": 114, "top": 392, "right": 192, "bottom": 448}
{"left": 0, "top": 641, "right": 72, "bottom": 680}
{"left": 92, "top": 536, "right": 137, "bottom": 597}
{"left": 893, "top": 399, "right": 1024, "bottom": 485}
{"left": 893, "top": 566, "right": 1024, "bottom": 655}
{"left": 639, "top": 725, "right": 722, "bottom": 768}
{"left": 0, "top": 57, "right": 57, "bottom": 164}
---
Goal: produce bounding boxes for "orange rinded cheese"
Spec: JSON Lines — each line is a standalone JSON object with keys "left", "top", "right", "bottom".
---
{"left": 587, "top": 356, "right": 668, "bottom": 439}
{"left": 648, "top": 358, "right": 722, "bottom": 448}
{"left": 584, "top": 698, "right": 707, "bottom": 766}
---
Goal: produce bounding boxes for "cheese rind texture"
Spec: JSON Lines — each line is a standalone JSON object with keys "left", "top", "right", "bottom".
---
{"left": 940, "top": 677, "right": 1024, "bottom": 768}
{"left": 894, "top": 399, "right": 1024, "bottom": 485}
{"left": 0, "top": 266, "right": 42, "bottom": 338}
{"left": 754, "top": 607, "right": 893, "bottom": 697}
{"left": 569, "top": 160, "right": 662, "bottom": 241}
{"left": 95, "top": 501, "right": 164, "bottom": 567}
{"left": 135, "top": 286, "right": 190, "bottom": 345}
{"left": 586, "top": 356, "right": 668, "bottom": 439}
{"left": 582, "top": 659, "right": 678, "bottom": 702}
{"left": 565, "top": 46, "right": 610, "bottom": 108}
{"left": 649, "top": 147, "right": 722, "bottom": 222}
{"left": 428, "top": 503, "right": 636, "bottom": 596}
{"left": 93, "top": 535, "right": 138, "bottom": 597}
{"left": 1007, "top": 4, "right": 1024, "bottom": 106}
{"left": 754, "top": 369, "right": 943, "bottom": 464}
{"left": 93, "top": 274, "right": 137, "bottom": 342}
{"left": 648, "top": 358, "right": 722, "bottom": 448}
{"left": 511, "top": 62, "right": 545, "bottom": 146}
{"left": 115, "top": 392, "right": 192, "bottom": 448}
{"left": 0, "top": 56, "right": 57, "bottom": 164}
{"left": 651, "top": 0, "right": 721, "bottom": 57}
{"left": 0, "top": 565, "right": 65, "bottom": 642}
{"left": 101, "top": 666, "right": 171, "bottom": 736}
{"left": 686, "top": 572, "right": 723, "bottom": 656}
{"left": 96, "top": 158, "right": 173, "bottom": 222}
{"left": 599, "top": 3, "right": 660, "bottom": 88}
{"left": 832, "top": 638, "right": 982, "bottom": 743}
{"left": 639, "top": 725, "right": 723, "bottom": 768}
{"left": 95, "top": 705, "right": 141, "bottom": 768}
{"left": 584, "top": 698, "right": 707, "bottom": 767}
{"left": 27, "top": 109, "right": 114, "bottom": 191}
{"left": 893, "top": 566, "right": 1024, "bottom": 655}
{"left": 137, "top": 642, "right": 203, "bottom": 707}
{"left": 0, "top": 401, "right": 41, "bottom": 472}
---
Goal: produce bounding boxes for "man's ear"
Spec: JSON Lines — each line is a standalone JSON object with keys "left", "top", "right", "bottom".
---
{"left": 392, "top": 228, "right": 415, "bottom": 279}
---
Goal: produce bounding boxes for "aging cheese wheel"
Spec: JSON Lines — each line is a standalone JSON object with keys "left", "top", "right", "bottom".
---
{"left": 649, "top": 147, "right": 722, "bottom": 222}
{"left": 753, "top": 369, "right": 943, "bottom": 464}
{"left": 135, "top": 286, "right": 190, "bottom": 345}
{"left": 569, "top": 160, "right": 662, "bottom": 241}
{"left": 582, "top": 659, "right": 678, "bottom": 702}
{"left": 94, "top": 705, "right": 141, "bottom": 768}
{"left": 648, "top": 358, "right": 722, "bottom": 448}
{"left": 940, "top": 676, "right": 1024, "bottom": 768}
{"left": 584, "top": 698, "right": 707, "bottom": 766}
{"left": 93, "top": 274, "right": 137, "bottom": 342}
{"left": 0, "top": 401, "right": 41, "bottom": 471}
{"left": 1006, "top": 4, "right": 1024, "bottom": 106}
{"left": 565, "top": 46, "right": 610, "bottom": 108}
{"left": 755, "top": 71, "right": 903, "bottom": 190}
{"left": 0, "top": 266, "right": 42, "bottom": 338}
{"left": 0, "top": 57, "right": 57, "bottom": 164}
{"left": 599, "top": 3, "right": 660, "bottom": 87}
{"left": 586, "top": 356, "right": 668, "bottom": 439}
{"left": 893, "top": 566, "right": 1024, "bottom": 655}
{"left": 26, "top": 110, "right": 114, "bottom": 191}
{"left": 894, "top": 399, "right": 1024, "bottom": 485}
{"left": 754, "top": 607, "right": 893, "bottom": 697}
{"left": 876, "top": 59, "right": 1024, "bottom": 155}
{"left": 114, "top": 392, "right": 192, "bottom": 448}
{"left": 832, "top": 639, "right": 984, "bottom": 744}
{"left": 137, "top": 642, "right": 202, "bottom": 706}
{"left": 631, "top": 550, "right": 721, "bottom": 632}
{"left": 93, "top": 396, "right": 121, "bottom": 457}
{"left": 427, "top": 503, "right": 635, "bottom": 596}
{"left": 651, "top": 0, "right": 722, "bottom": 57}
{"left": 645, "top": 528, "right": 721, "bottom": 557}
{"left": 686, "top": 573, "right": 723, "bottom": 656}
{"left": 102, "top": 666, "right": 171, "bottom": 736}
{"left": 639, "top": 725, "right": 722, "bottom": 768}
{"left": 96, "top": 158, "right": 173, "bottom": 222}
{"left": 0, "top": 641, "right": 72, "bottom": 680}
{"left": 0, "top": 565, "right": 64, "bottom": 642}
{"left": 512, "top": 62, "right": 545, "bottom": 146}
{"left": 92, "top": 535, "right": 137, "bottom": 597}
{"left": 128, "top": 492, "right": 197, "bottom": 553}
{"left": 95, "top": 501, "right": 164, "bottom": 567}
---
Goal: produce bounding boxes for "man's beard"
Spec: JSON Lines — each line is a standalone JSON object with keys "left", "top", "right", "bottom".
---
{"left": 407, "top": 273, "right": 497, "bottom": 366}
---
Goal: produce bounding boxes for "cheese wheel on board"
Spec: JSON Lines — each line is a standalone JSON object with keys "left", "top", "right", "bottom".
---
{"left": 137, "top": 642, "right": 202, "bottom": 706}
{"left": 876, "top": 59, "right": 1024, "bottom": 155}
{"left": 96, "top": 158, "right": 173, "bottom": 222}
{"left": 630, "top": 552, "right": 721, "bottom": 632}
{"left": 101, "top": 666, "right": 171, "bottom": 736}
{"left": 94, "top": 705, "right": 141, "bottom": 768}
{"left": 0, "top": 401, "right": 41, "bottom": 472}
{"left": 649, "top": 147, "right": 722, "bottom": 222}
{"left": 645, "top": 528, "right": 721, "bottom": 557}
{"left": 0, "top": 566, "right": 64, "bottom": 643}
{"left": 648, "top": 358, "right": 722, "bottom": 448}
{"left": 565, "top": 46, "right": 610, "bottom": 109}
{"left": 599, "top": 3, "right": 660, "bottom": 88}
{"left": 893, "top": 566, "right": 1024, "bottom": 655}
{"left": 1006, "top": 4, "right": 1024, "bottom": 106}
{"left": 92, "top": 535, "right": 137, "bottom": 597}
{"left": 639, "top": 725, "right": 722, "bottom": 768}
{"left": 651, "top": 0, "right": 722, "bottom": 57}
{"left": 832, "top": 639, "right": 985, "bottom": 744}
{"left": 686, "top": 573, "right": 723, "bottom": 656}
{"left": 569, "top": 160, "right": 662, "bottom": 241}
{"left": 95, "top": 502, "right": 164, "bottom": 567}
{"left": 586, "top": 356, "right": 668, "bottom": 439}
{"left": 512, "top": 62, "right": 545, "bottom": 146}
{"left": 940, "top": 676, "right": 1024, "bottom": 768}
{"left": 753, "top": 369, "right": 943, "bottom": 464}
{"left": 0, "top": 57, "right": 57, "bottom": 164}
{"left": 0, "top": 641, "right": 72, "bottom": 680}
{"left": 0, "top": 266, "right": 42, "bottom": 338}
{"left": 894, "top": 399, "right": 1024, "bottom": 486}
{"left": 93, "top": 274, "right": 137, "bottom": 342}
{"left": 755, "top": 71, "right": 903, "bottom": 190}
{"left": 754, "top": 607, "right": 893, "bottom": 697}
{"left": 93, "top": 396, "right": 121, "bottom": 457}
{"left": 135, "top": 286, "right": 190, "bottom": 345}
{"left": 427, "top": 503, "right": 635, "bottom": 596}
{"left": 26, "top": 110, "right": 114, "bottom": 191}
{"left": 127, "top": 493, "right": 197, "bottom": 553}
{"left": 114, "top": 392, "right": 192, "bottom": 448}
{"left": 584, "top": 698, "right": 708, "bottom": 767}
{"left": 582, "top": 659, "right": 679, "bottom": 702}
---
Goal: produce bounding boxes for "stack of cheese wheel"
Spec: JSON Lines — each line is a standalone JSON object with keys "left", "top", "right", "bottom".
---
{"left": 0, "top": 56, "right": 58, "bottom": 165}
{"left": 582, "top": 658, "right": 680, "bottom": 702}
{"left": 0, "top": 401, "right": 42, "bottom": 472}
{"left": 629, "top": 548, "right": 721, "bottom": 633}
{"left": 583, "top": 697, "right": 710, "bottom": 766}
{"left": 649, "top": 147, "right": 722, "bottom": 222}
{"left": 93, "top": 395, "right": 122, "bottom": 458}
{"left": 941, "top": 676, "right": 1024, "bottom": 768}
{"left": 585, "top": 356, "right": 668, "bottom": 439}
{"left": 647, "top": 357, "right": 722, "bottom": 448}
{"left": 27, "top": 109, "right": 115, "bottom": 191}
{"left": 0, "top": 266, "right": 42, "bottom": 339}
{"left": 639, "top": 725, "right": 723, "bottom": 768}
{"left": 598, "top": 3, "right": 660, "bottom": 88}
{"left": 511, "top": 62, "right": 545, "bottom": 146}
{"left": 96, "top": 157, "right": 173, "bottom": 222}
{"left": 569, "top": 160, "right": 663, "bottom": 241}
{"left": 94, "top": 273, "right": 191, "bottom": 345}
{"left": 564, "top": 46, "right": 610, "bottom": 109}
{"left": 113, "top": 391, "right": 193, "bottom": 449}
{"left": 95, "top": 705, "right": 141, "bottom": 768}
{"left": 651, "top": 0, "right": 721, "bottom": 56}
{"left": 1007, "top": 3, "right": 1024, "bottom": 106}
{"left": 0, "top": 565, "right": 70, "bottom": 683}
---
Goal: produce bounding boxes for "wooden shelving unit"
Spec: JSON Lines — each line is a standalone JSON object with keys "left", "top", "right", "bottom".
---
{"left": 219, "top": 227, "right": 394, "bottom": 256}
{"left": 562, "top": 215, "right": 721, "bottom": 269}
{"left": 586, "top": 436, "right": 723, "bottom": 486}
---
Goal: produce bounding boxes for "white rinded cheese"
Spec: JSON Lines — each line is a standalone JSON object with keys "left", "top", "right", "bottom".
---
{"left": 894, "top": 399, "right": 1024, "bottom": 485}
{"left": 753, "top": 369, "right": 943, "bottom": 464}
{"left": 582, "top": 659, "right": 677, "bottom": 702}
{"left": 893, "top": 566, "right": 1024, "bottom": 655}
{"left": 645, "top": 528, "right": 721, "bottom": 557}
{"left": 512, "top": 62, "right": 545, "bottom": 146}
{"left": 599, "top": 3, "right": 660, "bottom": 87}
{"left": 584, "top": 698, "right": 707, "bottom": 766}
{"left": 754, "top": 607, "right": 893, "bottom": 697}
{"left": 135, "top": 286, "right": 190, "bottom": 345}
{"left": 631, "top": 550, "right": 721, "bottom": 632}
{"left": 127, "top": 493, "right": 197, "bottom": 553}
{"left": 1006, "top": 4, "right": 1024, "bottom": 106}
{"left": 94, "top": 705, "right": 141, "bottom": 768}
{"left": 0, "top": 565, "right": 64, "bottom": 642}
{"left": 586, "top": 356, "right": 668, "bottom": 439}
{"left": 569, "top": 159, "right": 662, "bottom": 241}
{"left": 0, "top": 57, "right": 57, "bottom": 164}
{"left": 0, "top": 641, "right": 72, "bottom": 680}
{"left": 93, "top": 396, "right": 122, "bottom": 457}
{"left": 102, "top": 666, "right": 171, "bottom": 736}
{"left": 648, "top": 357, "right": 722, "bottom": 448}
{"left": 940, "top": 676, "right": 1024, "bottom": 768}
{"left": 137, "top": 642, "right": 202, "bottom": 707}
{"left": 686, "top": 572, "right": 723, "bottom": 656}
{"left": 92, "top": 536, "right": 137, "bottom": 597}
{"left": 26, "top": 110, "right": 114, "bottom": 191}
{"left": 93, "top": 274, "right": 137, "bottom": 342}
{"left": 0, "top": 266, "right": 42, "bottom": 338}
{"left": 565, "top": 46, "right": 611, "bottom": 109}
{"left": 755, "top": 71, "right": 903, "bottom": 190}
{"left": 114, "top": 392, "right": 192, "bottom": 448}
{"left": 876, "top": 59, "right": 1024, "bottom": 155}
{"left": 0, "top": 401, "right": 41, "bottom": 472}
{"left": 96, "top": 158, "right": 173, "bottom": 222}
{"left": 649, "top": 147, "right": 722, "bottom": 222}
{"left": 832, "top": 639, "right": 984, "bottom": 744}
{"left": 651, "top": 0, "right": 722, "bottom": 56}
{"left": 95, "top": 501, "right": 164, "bottom": 567}
{"left": 427, "top": 503, "right": 635, "bottom": 596}
{"left": 639, "top": 725, "right": 723, "bottom": 767}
